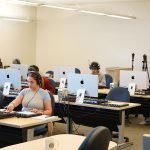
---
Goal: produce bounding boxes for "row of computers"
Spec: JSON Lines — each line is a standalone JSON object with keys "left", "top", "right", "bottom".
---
{"left": 0, "top": 66, "right": 149, "bottom": 94}
{"left": 0, "top": 65, "right": 80, "bottom": 89}
{"left": 0, "top": 65, "right": 149, "bottom": 103}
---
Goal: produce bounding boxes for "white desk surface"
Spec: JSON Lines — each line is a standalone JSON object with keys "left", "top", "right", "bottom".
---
{"left": 0, "top": 134, "right": 117, "bottom": 150}
{"left": 54, "top": 95, "right": 141, "bottom": 111}
{"left": 98, "top": 88, "right": 150, "bottom": 99}
{"left": 0, "top": 116, "right": 60, "bottom": 128}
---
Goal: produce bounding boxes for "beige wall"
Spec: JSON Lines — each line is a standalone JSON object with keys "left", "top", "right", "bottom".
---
{"left": 0, "top": 3, "right": 36, "bottom": 66}
{"left": 36, "top": 2, "right": 150, "bottom": 73}
{"left": 1, "top": 2, "right": 150, "bottom": 73}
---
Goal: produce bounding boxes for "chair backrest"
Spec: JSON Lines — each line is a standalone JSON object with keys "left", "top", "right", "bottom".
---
{"left": 0, "top": 91, "right": 4, "bottom": 106}
{"left": 105, "top": 87, "right": 130, "bottom": 102}
{"left": 49, "top": 78, "right": 56, "bottom": 89}
{"left": 143, "top": 134, "right": 150, "bottom": 150}
{"left": 105, "top": 74, "right": 113, "bottom": 88}
{"left": 78, "top": 126, "right": 111, "bottom": 150}
{"left": 49, "top": 93, "right": 55, "bottom": 116}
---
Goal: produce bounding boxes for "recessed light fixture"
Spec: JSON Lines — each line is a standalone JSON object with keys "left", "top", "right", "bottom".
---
{"left": 40, "top": 4, "right": 77, "bottom": 11}
{"left": 0, "top": 16, "right": 32, "bottom": 22}
{"left": 2, "top": 0, "right": 39, "bottom": 6}
{"left": 41, "top": 4, "right": 136, "bottom": 20}
{"left": 79, "top": 10, "right": 136, "bottom": 20}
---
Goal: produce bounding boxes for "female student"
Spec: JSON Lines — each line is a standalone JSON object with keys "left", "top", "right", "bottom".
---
{"left": 6, "top": 71, "right": 52, "bottom": 115}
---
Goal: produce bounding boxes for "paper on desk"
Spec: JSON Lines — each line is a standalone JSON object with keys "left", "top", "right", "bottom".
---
{"left": 32, "top": 115, "right": 60, "bottom": 121}
{"left": 17, "top": 111, "right": 36, "bottom": 115}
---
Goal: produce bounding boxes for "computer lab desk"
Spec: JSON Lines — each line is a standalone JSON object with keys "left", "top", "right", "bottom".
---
{"left": 98, "top": 89, "right": 150, "bottom": 115}
{"left": 0, "top": 134, "right": 117, "bottom": 150}
{"left": 54, "top": 95, "right": 140, "bottom": 147}
{"left": 0, "top": 116, "right": 60, "bottom": 148}
{"left": 1, "top": 95, "right": 140, "bottom": 148}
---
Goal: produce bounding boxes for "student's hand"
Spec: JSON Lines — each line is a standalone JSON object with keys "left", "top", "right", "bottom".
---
{"left": 30, "top": 108, "right": 39, "bottom": 113}
{"left": 5, "top": 103, "right": 15, "bottom": 112}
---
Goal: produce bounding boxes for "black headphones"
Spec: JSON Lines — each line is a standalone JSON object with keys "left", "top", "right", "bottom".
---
{"left": 27, "top": 71, "right": 42, "bottom": 87}
{"left": 28, "top": 65, "right": 39, "bottom": 72}
{"left": 89, "top": 61, "right": 100, "bottom": 70}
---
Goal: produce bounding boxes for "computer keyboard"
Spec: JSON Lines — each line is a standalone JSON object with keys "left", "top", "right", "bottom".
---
{"left": 21, "top": 81, "right": 28, "bottom": 87}
{"left": 100, "top": 102, "right": 129, "bottom": 107}
{"left": 83, "top": 98, "right": 108, "bottom": 105}
{"left": 15, "top": 111, "right": 42, "bottom": 118}
{"left": 0, "top": 110, "right": 15, "bottom": 119}
{"left": 9, "top": 90, "right": 20, "bottom": 96}
{"left": 0, "top": 109, "right": 42, "bottom": 119}
{"left": 134, "top": 90, "right": 150, "bottom": 95}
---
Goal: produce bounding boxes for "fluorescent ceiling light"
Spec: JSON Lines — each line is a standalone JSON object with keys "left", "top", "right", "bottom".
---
{"left": 41, "top": 4, "right": 77, "bottom": 11}
{"left": 40, "top": 4, "right": 136, "bottom": 20}
{"left": 80, "top": 10, "right": 107, "bottom": 16}
{"left": 0, "top": 16, "right": 32, "bottom": 22}
{"left": 107, "top": 14, "right": 136, "bottom": 20}
{"left": 0, "top": 0, "right": 39, "bottom": 6}
{"left": 79, "top": 10, "right": 136, "bottom": 20}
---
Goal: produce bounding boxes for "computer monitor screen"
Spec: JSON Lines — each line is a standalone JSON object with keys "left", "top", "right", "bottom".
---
{"left": 120, "top": 70, "right": 148, "bottom": 90}
{"left": 0, "top": 69, "right": 21, "bottom": 89}
{"left": 10, "top": 64, "right": 29, "bottom": 80}
{"left": 67, "top": 73, "right": 98, "bottom": 97}
{"left": 53, "top": 67, "right": 76, "bottom": 82}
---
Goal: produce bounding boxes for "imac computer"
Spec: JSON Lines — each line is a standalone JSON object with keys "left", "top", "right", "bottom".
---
{"left": 10, "top": 64, "right": 29, "bottom": 80}
{"left": 53, "top": 67, "right": 76, "bottom": 82}
{"left": 0, "top": 69, "right": 21, "bottom": 89}
{"left": 120, "top": 70, "right": 148, "bottom": 90}
{"left": 67, "top": 73, "right": 98, "bottom": 97}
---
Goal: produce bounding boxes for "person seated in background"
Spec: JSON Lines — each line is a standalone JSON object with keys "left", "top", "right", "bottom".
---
{"left": 0, "top": 58, "right": 3, "bottom": 68}
{"left": 28, "top": 65, "right": 55, "bottom": 94}
{"left": 89, "top": 61, "right": 106, "bottom": 87}
{"left": 12, "top": 58, "right": 21, "bottom": 64}
{"left": 6, "top": 71, "right": 52, "bottom": 115}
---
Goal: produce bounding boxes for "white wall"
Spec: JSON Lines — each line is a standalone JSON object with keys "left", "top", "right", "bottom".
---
{"left": 0, "top": 3, "right": 36, "bottom": 66}
{"left": 36, "top": 1, "right": 150, "bottom": 74}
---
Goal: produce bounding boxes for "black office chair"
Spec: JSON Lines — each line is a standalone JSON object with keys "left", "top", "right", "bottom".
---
{"left": 105, "top": 87, "right": 130, "bottom": 102}
{"left": 34, "top": 93, "right": 55, "bottom": 136}
{"left": 49, "top": 93, "right": 55, "bottom": 116}
{"left": 78, "top": 126, "right": 111, "bottom": 150}
{"left": 0, "top": 91, "right": 4, "bottom": 106}
{"left": 49, "top": 78, "right": 56, "bottom": 93}
{"left": 105, "top": 87, "right": 130, "bottom": 142}
{"left": 105, "top": 74, "right": 113, "bottom": 88}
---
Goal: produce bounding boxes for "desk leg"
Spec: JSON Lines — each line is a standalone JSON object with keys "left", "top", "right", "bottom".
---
{"left": 118, "top": 110, "right": 125, "bottom": 143}
{"left": 27, "top": 128, "right": 34, "bottom": 141}
{"left": 66, "top": 116, "right": 73, "bottom": 134}
{"left": 117, "top": 110, "right": 133, "bottom": 149}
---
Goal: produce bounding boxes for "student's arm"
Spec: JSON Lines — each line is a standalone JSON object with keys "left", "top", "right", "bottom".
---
{"left": 31, "top": 100, "right": 52, "bottom": 115}
{"left": 6, "top": 95, "right": 23, "bottom": 112}
{"left": 43, "top": 100, "right": 52, "bottom": 115}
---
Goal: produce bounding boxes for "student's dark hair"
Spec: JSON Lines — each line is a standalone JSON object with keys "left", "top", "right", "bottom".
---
{"left": 89, "top": 61, "right": 100, "bottom": 70}
{"left": 12, "top": 58, "right": 21, "bottom": 64}
{"left": 27, "top": 71, "right": 42, "bottom": 87}
{"left": 28, "top": 65, "right": 39, "bottom": 72}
